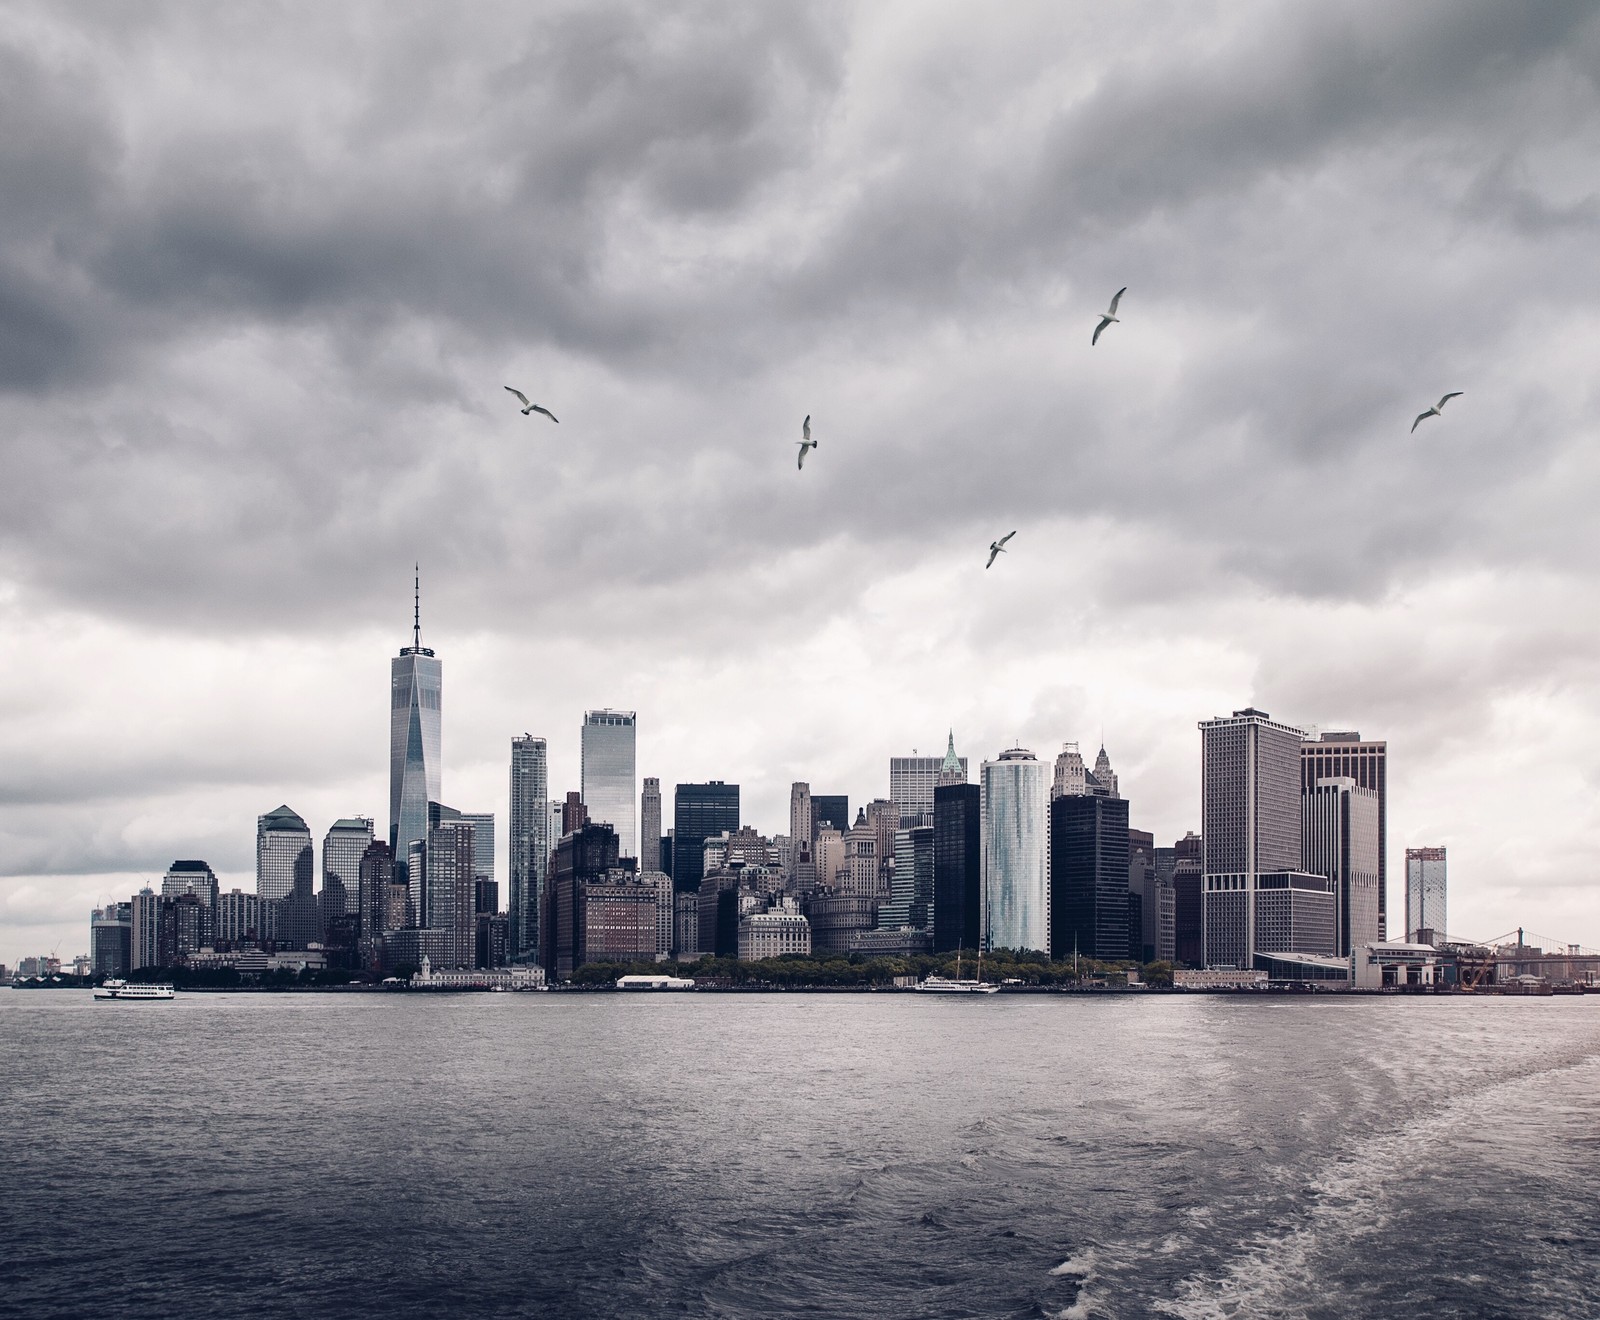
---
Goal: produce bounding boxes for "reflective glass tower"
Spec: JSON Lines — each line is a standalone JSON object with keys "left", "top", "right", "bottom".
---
{"left": 581, "top": 710, "right": 637, "bottom": 860}
{"left": 390, "top": 571, "right": 441, "bottom": 883}
{"left": 980, "top": 748, "right": 1050, "bottom": 954}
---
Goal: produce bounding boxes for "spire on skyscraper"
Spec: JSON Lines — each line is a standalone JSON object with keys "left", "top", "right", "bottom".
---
{"left": 413, "top": 563, "right": 421, "bottom": 650}
{"left": 938, "top": 730, "right": 967, "bottom": 786}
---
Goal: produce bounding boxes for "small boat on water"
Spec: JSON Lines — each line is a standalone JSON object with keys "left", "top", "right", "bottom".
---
{"left": 93, "top": 979, "right": 175, "bottom": 1001}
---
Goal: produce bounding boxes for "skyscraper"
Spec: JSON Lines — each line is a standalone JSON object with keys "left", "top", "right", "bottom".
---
{"left": 880, "top": 826, "right": 934, "bottom": 932}
{"left": 981, "top": 747, "right": 1051, "bottom": 954}
{"left": 933, "top": 780, "right": 981, "bottom": 953}
{"left": 1049, "top": 792, "right": 1130, "bottom": 961}
{"left": 161, "top": 860, "right": 219, "bottom": 908}
{"left": 258, "top": 805, "right": 313, "bottom": 902}
{"left": 1405, "top": 846, "right": 1447, "bottom": 943}
{"left": 810, "top": 795, "right": 849, "bottom": 835}
{"left": 426, "top": 818, "right": 477, "bottom": 969}
{"left": 640, "top": 777, "right": 662, "bottom": 874}
{"left": 509, "top": 735, "right": 549, "bottom": 964}
{"left": 581, "top": 709, "right": 637, "bottom": 859}
{"left": 1303, "top": 777, "right": 1381, "bottom": 955}
{"left": 321, "top": 818, "right": 374, "bottom": 920}
{"left": 788, "top": 782, "right": 813, "bottom": 886}
{"left": 890, "top": 745, "right": 966, "bottom": 827}
{"left": 357, "top": 839, "right": 394, "bottom": 946}
{"left": 671, "top": 782, "right": 740, "bottom": 894}
{"left": 1172, "top": 831, "right": 1204, "bottom": 966}
{"left": 1301, "top": 732, "right": 1388, "bottom": 937}
{"left": 390, "top": 572, "right": 442, "bottom": 883}
{"left": 1200, "top": 708, "right": 1334, "bottom": 967}
{"left": 91, "top": 902, "right": 132, "bottom": 979}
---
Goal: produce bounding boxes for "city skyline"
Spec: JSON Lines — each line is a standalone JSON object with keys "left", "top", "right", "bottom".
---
{"left": 5, "top": 6, "right": 1600, "bottom": 967}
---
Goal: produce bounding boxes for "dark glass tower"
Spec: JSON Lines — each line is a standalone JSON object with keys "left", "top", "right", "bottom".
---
{"left": 932, "top": 782, "right": 980, "bottom": 953}
{"left": 810, "top": 795, "right": 849, "bottom": 835}
{"left": 671, "top": 782, "right": 740, "bottom": 894}
{"left": 1050, "top": 793, "right": 1131, "bottom": 961}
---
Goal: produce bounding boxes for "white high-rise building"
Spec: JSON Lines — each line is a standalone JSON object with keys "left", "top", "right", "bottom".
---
{"left": 257, "top": 805, "right": 313, "bottom": 902}
{"left": 891, "top": 747, "right": 967, "bottom": 828}
{"left": 509, "top": 735, "right": 549, "bottom": 963}
{"left": 582, "top": 710, "right": 637, "bottom": 860}
{"left": 1405, "top": 847, "right": 1447, "bottom": 943}
{"left": 980, "top": 747, "right": 1050, "bottom": 954}
{"left": 390, "top": 572, "right": 441, "bottom": 883}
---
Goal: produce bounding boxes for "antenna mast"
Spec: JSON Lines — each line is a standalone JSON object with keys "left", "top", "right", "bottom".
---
{"left": 413, "top": 564, "right": 421, "bottom": 649}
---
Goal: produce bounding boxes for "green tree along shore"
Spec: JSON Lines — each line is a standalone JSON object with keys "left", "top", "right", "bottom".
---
{"left": 572, "top": 952, "right": 1176, "bottom": 989}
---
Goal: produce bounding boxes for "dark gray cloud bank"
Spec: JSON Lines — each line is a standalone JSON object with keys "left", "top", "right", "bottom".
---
{"left": 3, "top": 1, "right": 1599, "bottom": 961}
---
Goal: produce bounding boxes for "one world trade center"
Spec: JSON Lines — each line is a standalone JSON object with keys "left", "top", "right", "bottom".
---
{"left": 391, "top": 571, "right": 441, "bottom": 883}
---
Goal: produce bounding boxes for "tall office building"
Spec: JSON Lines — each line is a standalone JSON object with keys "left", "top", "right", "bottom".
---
{"left": 933, "top": 780, "right": 981, "bottom": 953}
{"left": 890, "top": 746, "right": 967, "bottom": 828}
{"left": 509, "top": 735, "right": 549, "bottom": 964}
{"left": 788, "top": 783, "right": 813, "bottom": 881}
{"left": 390, "top": 573, "right": 442, "bottom": 883}
{"left": 1200, "top": 709, "right": 1333, "bottom": 967}
{"left": 812, "top": 824, "right": 846, "bottom": 893}
{"left": 880, "top": 826, "right": 934, "bottom": 931}
{"left": 1303, "top": 777, "right": 1381, "bottom": 956}
{"left": 1302, "top": 732, "right": 1387, "bottom": 937}
{"left": 582, "top": 710, "right": 637, "bottom": 860}
{"left": 811, "top": 795, "right": 849, "bottom": 835}
{"left": 321, "top": 818, "right": 373, "bottom": 920}
{"left": 258, "top": 805, "right": 313, "bottom": 903}
{"left": 357, "top": 839, "right": 394, "bottom": 945}
{"left": 981, "top": 747, "right": 1051, "bottom": 954}
{"left": 161, "top": 860, "right": 219, "bottom": 907}
{"left": 1049, "top": 792, "right": 1130, "bottom": 961}
{"left": 640, "top": 778, "right": 662, "bottom": 874}
{"left": 1053, "top": 742, "right": 1119, "bottom": 799}
{"left": 561, "top": 791, "right": 588, "bottom": 836}
{"left": 1172, "top": 832, "right": 1204, "bottom": 966}
{"left": 937, "top": 731, "right": 967, "bottom": 787}
{"left": 91, "top": 902, "right": 132, "bottom": 978}
{"left": 542, "top": 822, "right": 622, "bottom": 979}
{"left": 672, "top": 782, "right": 740, "bottom": 894}
{"left": 130, "top": 887, "right": 162, "bottom": 971}
{"left": 1405, "top": 846, "right": 1447, "bottom": 943}
{"left": 426, "top": 818, "right": 478, "bottom": 969}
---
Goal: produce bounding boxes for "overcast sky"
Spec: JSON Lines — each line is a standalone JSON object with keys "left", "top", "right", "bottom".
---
{"left": 4, "top": 1, "right": 1599, "bottom": 966}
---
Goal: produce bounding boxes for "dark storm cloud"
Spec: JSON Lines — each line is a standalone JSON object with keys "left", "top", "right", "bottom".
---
{"left": 2, "top": 0, "right": 1597, "bottom": 634}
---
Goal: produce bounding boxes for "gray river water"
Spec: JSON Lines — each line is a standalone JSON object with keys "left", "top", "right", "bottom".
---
{"left": 2, "top": 990, "right": 1596, "bottom": 1318}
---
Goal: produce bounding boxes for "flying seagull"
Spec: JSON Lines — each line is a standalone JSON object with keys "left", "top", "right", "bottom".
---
{"left": 1092, "top": 287, "right": 1126, "bottom": 346}
{"left": 1410, "top": 391, "right": 1463, "bottom": 433}
{"left": 504, "top": 387, "right": 558, "bottom": 422}
{"left": 986, "top": 530, "right": 1017, "bottom": 569}
{"left": 797, "top": 414, "right": 816, "bottom": 470}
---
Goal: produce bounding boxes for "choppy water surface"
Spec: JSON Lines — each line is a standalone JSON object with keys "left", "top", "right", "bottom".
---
{"left": 2, "top": 990, "right": 1597, "bottom": 1319}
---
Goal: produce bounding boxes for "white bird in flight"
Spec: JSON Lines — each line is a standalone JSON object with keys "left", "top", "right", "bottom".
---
{"left": 1092, "top": 287, "right": 1126, "bottom": 346}
{"left": 504, "top": 387, "right": 559, "bottom": 422}
{"left": 797, "top": 414, "right": 817, "bottom": 470}
{"left": 1410, "top": 391, "right": 1463, "bottom": 433}
{"left": 986, "top": 530, "right": 1016, "bottom": 569}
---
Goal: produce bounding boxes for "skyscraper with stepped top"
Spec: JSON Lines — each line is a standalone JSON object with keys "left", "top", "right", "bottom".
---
{"left": 390, "top": 569, "right": 441, "bottom": 885}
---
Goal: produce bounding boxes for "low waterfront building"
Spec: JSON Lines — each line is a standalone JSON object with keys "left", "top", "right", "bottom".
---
{"left": 412, "top": 957, "right": 546, "bottom": 990}
{"left": 1353, "top": 941, "right": 1443, "bottom": 990}
{"left": 846, "top": 927, "right": 933, "bottom": 957}
{"left": 1173, "top": 968, "right": 1269, "bottom": 990}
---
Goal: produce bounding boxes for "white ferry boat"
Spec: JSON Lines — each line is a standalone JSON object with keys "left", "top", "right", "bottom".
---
{"left": 94, "top": 979, "right": 175, "bottom": 1001}
{"left": 916, "top": 975, "right": 998, "bottom": 995}
{"left": 916, "top": 952, "right": 998, "bottom": 994}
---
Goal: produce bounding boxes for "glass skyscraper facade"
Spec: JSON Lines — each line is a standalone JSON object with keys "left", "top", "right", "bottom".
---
{"left": 390, "top": 626, "right": 441, "bottom": 884}
{"left": 1301, "top": 732, "right": 1387, "bottom": 938}
{"left": 509, "top": 735, "right": 549, "bottom": 963}
{"left": 672, "top": 782, "right": 740, "bottom": 894}
{"left": 581, "top": 710, "right": 637, "bottom": 860}
{"left": 933, "top": 782, "right": 980, "bottom": 953}
{"left": 321, "top": 817, "right": 374, "bottom": 919}
{"left": 257, "top": 805, "right": 312, "bottom": 902}
{"left": 1049, "top": 792, "right": 1131, "bottom": 961}
{"left": 1405, "top": 846, "right": 1447, "bottom": 943}
{"left": 981, "top": 748, "right": 1050, "bottom": 954}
